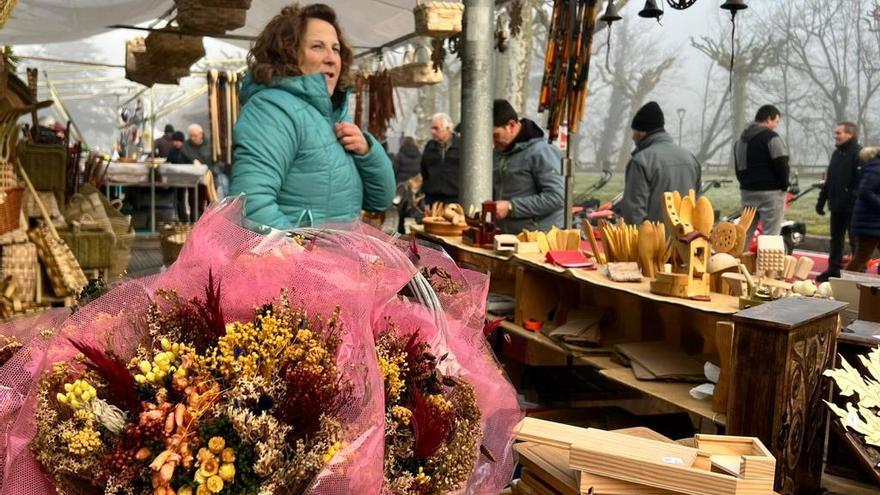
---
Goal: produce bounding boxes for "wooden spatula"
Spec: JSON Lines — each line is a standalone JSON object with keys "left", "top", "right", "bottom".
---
{"left": 655, "top": 222, "right": 667, "bottom": 272}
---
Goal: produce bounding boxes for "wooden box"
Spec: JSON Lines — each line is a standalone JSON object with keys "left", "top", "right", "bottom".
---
{"left": 858, "top": 282, "right": 880, "bottom": 323}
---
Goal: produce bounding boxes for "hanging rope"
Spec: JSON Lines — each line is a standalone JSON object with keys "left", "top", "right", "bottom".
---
{"left": 727, "top": 12, "right": 737, "bottom": 93}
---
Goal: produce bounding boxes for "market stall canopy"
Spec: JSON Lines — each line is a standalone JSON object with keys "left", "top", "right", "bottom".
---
{"left": 2, "top": 0, "right": 418, "bottom": 52}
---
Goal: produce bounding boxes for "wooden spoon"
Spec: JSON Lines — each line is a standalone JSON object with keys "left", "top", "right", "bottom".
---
{"left": 679, "top": 196, "right": 695, "bottom": 228}
{"left": 638, "top": 221, "right": 656, "bottom": 277}
{"left": 694, "top": 196, "right": 715, "bottom": 236}
{"left": 672, "top": 190, "right": 682, "bottom": 214}
{"left": 655, "top": 222, "right": 667, "bottom": 272}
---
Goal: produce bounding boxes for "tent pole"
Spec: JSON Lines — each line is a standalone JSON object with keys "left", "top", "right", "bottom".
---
{"left": 460, "top": 0, "right": 495, "bottom": 212}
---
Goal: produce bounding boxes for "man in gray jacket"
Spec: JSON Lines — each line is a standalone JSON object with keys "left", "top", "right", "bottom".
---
{"left": 621, "top": 101, "right": 702, "bottom": 224}
{"left": 492, "top": 99, "right": 565, "bottom": 234}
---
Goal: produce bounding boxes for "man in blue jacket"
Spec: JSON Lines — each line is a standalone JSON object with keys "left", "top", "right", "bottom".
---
{"left": 491, "top": 99, "right": 564, "bottom": 234}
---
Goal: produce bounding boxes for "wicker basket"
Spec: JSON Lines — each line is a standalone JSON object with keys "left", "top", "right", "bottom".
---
{"left": 29, "top": 225, "right": 88, "bottom": 297}
{"left": 125, "top": 38, "right": 190, "bottom": 87}
{"left": 0, "top": 187, "right": 23, "bottom": 235}
{"left": 389, "top": 47, "right": 443, "bottom": 88}
{"left": 175, "top": 0, "right": 247, "bottom": 35}
{"left": 23, "top": 190, "right": 61, "bottom": 219}
{"left": 1, "top": 242, "right": 37, "bottom": 303}
{"left": 144, "top": 31, "right": 206, "bottom": 68}
{"left": 17, "top": 141, "right": 67, "bottom": 208}
{"left": 64, "top": 192, "right": 114, "bottom": 238}
{"left": 414, "top": 2, "right": 464, "bottom": 38}
{"left": 198, "top": 0, "right": 251, "bottom": 7}
{"left": 160, "top": 222, "right": 193, "bottom": 265}
{"left": 0, "top": 161, "right": 16, "bottom": 189}
{"left": 109, "top": 228, "right": 135, "bottom": 280}
{"left": 59, "top": 228, "right": 115, "bottom": 270}
{"left": 0, "top": 0, "right": 17, "bottom": 30}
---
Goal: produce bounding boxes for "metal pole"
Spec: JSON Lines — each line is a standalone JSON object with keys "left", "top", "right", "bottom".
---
{"left": 563, "top": 139, "right": 574, "bottom": 229}
{"left": 460, "top": 0, "right": 495, "bottom": 211}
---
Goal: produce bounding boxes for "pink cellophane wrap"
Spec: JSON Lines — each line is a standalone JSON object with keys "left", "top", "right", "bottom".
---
{"left": 0, "top": 197, "right": 521, "bottom": 494}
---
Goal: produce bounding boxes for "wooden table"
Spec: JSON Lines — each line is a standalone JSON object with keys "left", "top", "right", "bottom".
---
{"left": 412, "top": 230, "right": 847, "bottom": 495}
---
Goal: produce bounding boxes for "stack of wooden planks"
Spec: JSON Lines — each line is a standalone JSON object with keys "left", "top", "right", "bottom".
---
{"left": 513, "top": 418, "right": 779, "bottom": 495}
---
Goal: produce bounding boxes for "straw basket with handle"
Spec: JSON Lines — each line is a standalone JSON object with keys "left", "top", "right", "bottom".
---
{"left": 18, "top": 161, "right": 88, "bottom": 298}
{"left": 389, "top": 46, "right": 443, "bottom": 88}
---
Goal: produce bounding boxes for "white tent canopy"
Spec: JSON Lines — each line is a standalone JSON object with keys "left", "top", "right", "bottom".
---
{"left": 1, "top": 0, "right": 419, "bottom": 52}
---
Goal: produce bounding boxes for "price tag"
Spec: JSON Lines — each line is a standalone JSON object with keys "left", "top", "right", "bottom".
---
{"left": 662, "top": 457, "right": 684, "bottom": 465}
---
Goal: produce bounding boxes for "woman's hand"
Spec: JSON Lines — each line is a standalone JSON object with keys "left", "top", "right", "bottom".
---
{"left": 335, "top": 122, "right": 370, "bottom": 155}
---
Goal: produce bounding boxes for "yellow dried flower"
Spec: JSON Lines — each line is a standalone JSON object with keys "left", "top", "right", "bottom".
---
{"left": 414, "top": 466, "right": 431, "bottom": 485}
{"left": 206, "top": 475, "right": 224, "bottom": 493}
{"left": 196, "top": 485, "right": 211, "bottom": 495}
{"left": 199, "top": 455, "right": 219, "bottom": 477}
{"left": 219, "top": 462, "right": 235, "bottom": 482}
{"left": 220, "top": 447, "right": 235, "bottom": 463}
{"left": 208, "top": 436, "right": 226, "bottom": 454}
{"left": 391, "top": 405, "right": 412, "bottom": 425}
{"left": 57, "top": 379, "right": 97, "bottom": 409}
{"left": 426, "top": 393, "right": 453, "bottom": 414}
{"left": 178, "top": 487, "right": 193, "bottom": 495}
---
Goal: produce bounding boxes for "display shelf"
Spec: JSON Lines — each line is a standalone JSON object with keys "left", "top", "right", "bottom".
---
{"left": 410, "top": 225, "right": 512, "bottom": 261}
{"left": 599, "top": 367, "right": 726, "bottom": 427}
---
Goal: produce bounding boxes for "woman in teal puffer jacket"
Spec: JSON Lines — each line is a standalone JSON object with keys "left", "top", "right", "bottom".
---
{"left": 230, "top": 3, "right": 395, "bottom": 229}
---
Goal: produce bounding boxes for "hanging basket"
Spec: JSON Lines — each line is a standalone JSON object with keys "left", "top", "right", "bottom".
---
{"left": 144, "top": 31, "right": 206, "bottom": 68}
{"left": 389, "top": 46, "right": 443, "bottom": 88}
{"left": 198, "top": 0, "right": 251, "bottom": 8}
{"left": 0, "top": 187, "right": 23, "bottom": 236}
{"left": 175, "top": 0, "right": 247, "bottom": 35}
{"left": 414, "top": 2, "right": 464, "bottom": 38}
{"left": 160, "top": 222, "right": 193, "bottom": 265}
{"left": 126, "top": 38, "right": 190, "bottom": 87}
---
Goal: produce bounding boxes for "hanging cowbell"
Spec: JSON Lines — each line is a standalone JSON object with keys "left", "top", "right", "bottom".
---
{"left": 721, "top": 0, "right": 748, "bottom": 15}
{"left": 600, "top": 0, "right": 622, "bottom": 24}
{"left": 638, "top": 0, "right": 664, "bottom": 20}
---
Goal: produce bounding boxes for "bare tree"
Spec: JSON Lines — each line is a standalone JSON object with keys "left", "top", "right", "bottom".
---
{"left": 692, "top": 31, "right": 782, "bottom": 161}
{"left": 693, "top": 62, "right": 732, "bottom": 165}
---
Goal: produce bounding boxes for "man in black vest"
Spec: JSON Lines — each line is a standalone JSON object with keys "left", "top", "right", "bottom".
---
{"left": 816, "top": 122, "right": 862, "bottom": 281}
{"left": 734, "top": 105, "right": 790, "bottom": 245}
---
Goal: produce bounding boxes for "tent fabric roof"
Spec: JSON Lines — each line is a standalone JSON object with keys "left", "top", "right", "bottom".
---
{"left": 2, "top": 0, "right": 418, "bottom": 52}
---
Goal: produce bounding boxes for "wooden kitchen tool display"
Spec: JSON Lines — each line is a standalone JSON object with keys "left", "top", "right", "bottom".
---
{"left": 651, "top": 190, "right": 711, "bottom": 301}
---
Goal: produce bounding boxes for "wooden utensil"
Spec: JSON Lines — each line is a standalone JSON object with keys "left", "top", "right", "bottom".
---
{"left": 694, "top": 196, "right": 714, "bottom": 236}
{"left": 711, "top": 223, "right": 737, "bottom": 254}
{"left": 654, "top": 222, "right": 666, "bottom": 272}
{"left": 678, "top": 196, "right": 694, "bottom": 227}
{"left": 638, "top": 221, "right": 656, "bottom": 278}
{"left": 672, "top": 190, "right": 682, "bottom": 214}
{"left": 583, "top": 220, "right": 602, "bottom": 264}
{"left": 688, "top": 188, "right": 697, "bottom": 207}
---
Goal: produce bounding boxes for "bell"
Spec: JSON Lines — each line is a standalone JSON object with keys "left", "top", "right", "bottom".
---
{"left": 638, "top": 0, "right": 663, "bottom": 19}
{"left": 599, "top": 0, "right": 621, "bottom": 24}
{"left": 721, "top": 0, "right": 748, "bottom": 12}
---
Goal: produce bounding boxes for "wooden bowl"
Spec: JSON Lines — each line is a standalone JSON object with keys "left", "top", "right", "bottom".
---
{"left": 423, "top": 218, "right": 467, "bottom": 237}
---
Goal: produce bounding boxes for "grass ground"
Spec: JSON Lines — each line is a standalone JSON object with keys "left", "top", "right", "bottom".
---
{"left": 572, "top": 171, "right": 830, "bottom": 237}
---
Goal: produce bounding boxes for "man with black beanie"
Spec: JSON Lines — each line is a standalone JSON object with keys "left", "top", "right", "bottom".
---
{"left": 621, "top": 101, "right": 702, "bottom": 224}
{"left": 734, "top": 105, "right": 790, "bottom": 244}
{"left": 491, "top": 99, "right": 565, "bottom": 233}
{"left": 154, "top": 124, "right": 175, "bottom": 158}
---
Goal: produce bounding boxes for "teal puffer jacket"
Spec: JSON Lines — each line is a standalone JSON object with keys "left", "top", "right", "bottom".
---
{"left": 230, "top": 72, "right": 395, "bottom": 229}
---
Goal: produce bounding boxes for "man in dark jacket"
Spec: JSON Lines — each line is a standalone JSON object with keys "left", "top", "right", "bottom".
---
{"left": 491, "top": 99, "right": 564, "bottom": 234}
{"left": 421, "top": 113, "right": 460, "bottom": 205}
{"left": 154, "top": 124, "right": 175, "bottom": 158}
{"left": 181, "top": 124, "right": 213, "bottom": 166}
{"left": 816, "top": 122, "right": 862, "bottom": 281}
{"left": 621, "top": 101, "right": 702, "bottom": 225}
{"left": 735, "top": 105, "right": 790, "bottom": 243}
{"left": 393, "top": 136, "right": 422, "bottom": 183}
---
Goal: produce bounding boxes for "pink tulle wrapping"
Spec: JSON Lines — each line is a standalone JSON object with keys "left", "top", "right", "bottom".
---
{"left": 0, "top": 197, "right": 521, "bottom": 494}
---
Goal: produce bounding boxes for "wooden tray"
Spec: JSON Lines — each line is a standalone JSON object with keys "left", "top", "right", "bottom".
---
{"left": 422, "top": 218, "right": 466, "bottom": 237}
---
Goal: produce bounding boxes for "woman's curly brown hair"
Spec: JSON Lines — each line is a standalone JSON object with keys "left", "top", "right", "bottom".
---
{"left": 248, "top": 3, "right": 354, "bottom": 91}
